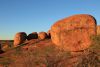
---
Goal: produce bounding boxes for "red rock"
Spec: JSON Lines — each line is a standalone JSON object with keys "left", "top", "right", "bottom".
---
{"left": 38, "top": 32, "right": 47, "bottom": 40}
{"left": 51, "top": 14, "right": 97, "bottom": 51}
{"left": 27, "top": 32, "right": 38, "bottom": 40}
{"left": 14, "top": 32, "right": 27, "bottom": 47}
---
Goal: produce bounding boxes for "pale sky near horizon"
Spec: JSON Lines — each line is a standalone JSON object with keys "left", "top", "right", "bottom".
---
{"left": 0, "top": 0, "right": 100, "bottom": 40}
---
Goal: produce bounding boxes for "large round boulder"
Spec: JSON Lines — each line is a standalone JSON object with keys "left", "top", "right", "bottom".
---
{"left": 51, "top": 14, "right": 97, "bottom": 51}
{"left": 14, "top": 32, "right": 27, "bottom": 47}
{"left": 38, "top": 32, "right": 47, "bottom": 40}
{"left": 27, "top": 32, "right": 38, "bottom": 40}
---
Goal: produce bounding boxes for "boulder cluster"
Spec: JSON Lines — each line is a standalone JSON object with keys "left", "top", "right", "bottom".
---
{"left": 14, "top": 31, "right": 51, "bottom": 47}
{"left": 13, "top": 14, "right": 97, "bottom": 52}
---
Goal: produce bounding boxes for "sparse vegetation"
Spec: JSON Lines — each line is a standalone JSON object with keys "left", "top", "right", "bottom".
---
{"left": 10, "top": 45, "right": 71, "bottom": 67}
{"left": 90, "top": 35, "right": 100, "bottom": 51}
{"left": 1, "top": 40, "right": 14, "bottom": 51}
{"left": 0, "top": 35, "right": 100, "bottom": 67}
{"left": 0, "top": 57, "right": 13, "bottom": 67}
{"left": 75, "top": 35, "right": 100, "bottom": 67}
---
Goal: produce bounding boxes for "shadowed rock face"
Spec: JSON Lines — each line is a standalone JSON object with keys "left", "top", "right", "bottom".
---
{"left": 38, "top": 32, "right": 47, "bottom": 40}
{"left": 97, "top": 25, "right": 100, "bottom": 35}
{"left": 47, "top": 30, "right": 51, "bottom": 38}
{"left": 14, "top": 32, "right": 27, "bottom": 47}
{"left": 27, "top": 32, "right": 38, "bottom": 40}
{"left": 0, "top": 44, "right": 4, "bottom": 54}
{"left": 51, "top": 14, "right": 97, "bottom": 52}
{"left": 0, "top": 44, "right": 1, "bottom": 50}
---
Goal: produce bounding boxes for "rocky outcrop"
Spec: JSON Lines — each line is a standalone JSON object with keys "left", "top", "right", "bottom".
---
{"left": 14, "top": 32, "right": 27, "bottom": 47}
{"left": 27, "top": 32, "right": 38, "bottom": 40}
{"left": 51, "top": 14, "right": 97, "bottom": 51}
{"left": 38, "top": 32, "right": 47, "bottom": 40}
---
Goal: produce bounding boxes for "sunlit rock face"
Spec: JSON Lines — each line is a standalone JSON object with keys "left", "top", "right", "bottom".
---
{"left": 51, "top": 14, "right": 97, "bottom": 52}
{"left": 97, "top": 25, "right": 100, "bottom": 35}
{"left": 14, "top": 32, "right": 27, "bottom": 47}
{"left": 38, "top": 32, "right": 48, "bottom": 40}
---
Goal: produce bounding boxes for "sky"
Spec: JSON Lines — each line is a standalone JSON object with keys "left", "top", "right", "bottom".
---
{"left": 0, "top": 0, "right": 100, "bottom": 40}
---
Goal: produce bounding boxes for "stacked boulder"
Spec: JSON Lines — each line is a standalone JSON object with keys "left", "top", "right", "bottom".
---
{"left": 38, "top": 32, "right": 48, "bottom": 40}
{"left": 51, "top": 14, "right": 97, "bottom": 51}
{"left": 14, "top": 32, "right": 27, "bottom": 47}
{"left": 27, "top": 32, "right": 38, "bottom": 40}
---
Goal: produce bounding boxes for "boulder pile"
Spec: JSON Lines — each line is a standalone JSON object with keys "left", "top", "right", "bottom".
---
{"left": 13, "top": 14, "right": 97, "bottom": 52}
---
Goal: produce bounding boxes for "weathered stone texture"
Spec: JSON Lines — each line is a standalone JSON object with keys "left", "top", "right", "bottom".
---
{"left": 51, "top": 14, "right": 97, "bottom": 51}
{"left": 14, "top": 32, "right": 27, "bottom": 47}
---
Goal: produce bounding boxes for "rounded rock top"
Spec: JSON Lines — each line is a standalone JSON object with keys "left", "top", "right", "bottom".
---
{"left": 14, "top": 32, "right": 27, "bottom": 47}
{"left": 38, "top": 32, "right": 47, "bottom": 40}
{"left": 51, "top": 14, "right": 97, "bottom": 52}
{"left": 27, "top": 32, "right": 38, "bottom": 40}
